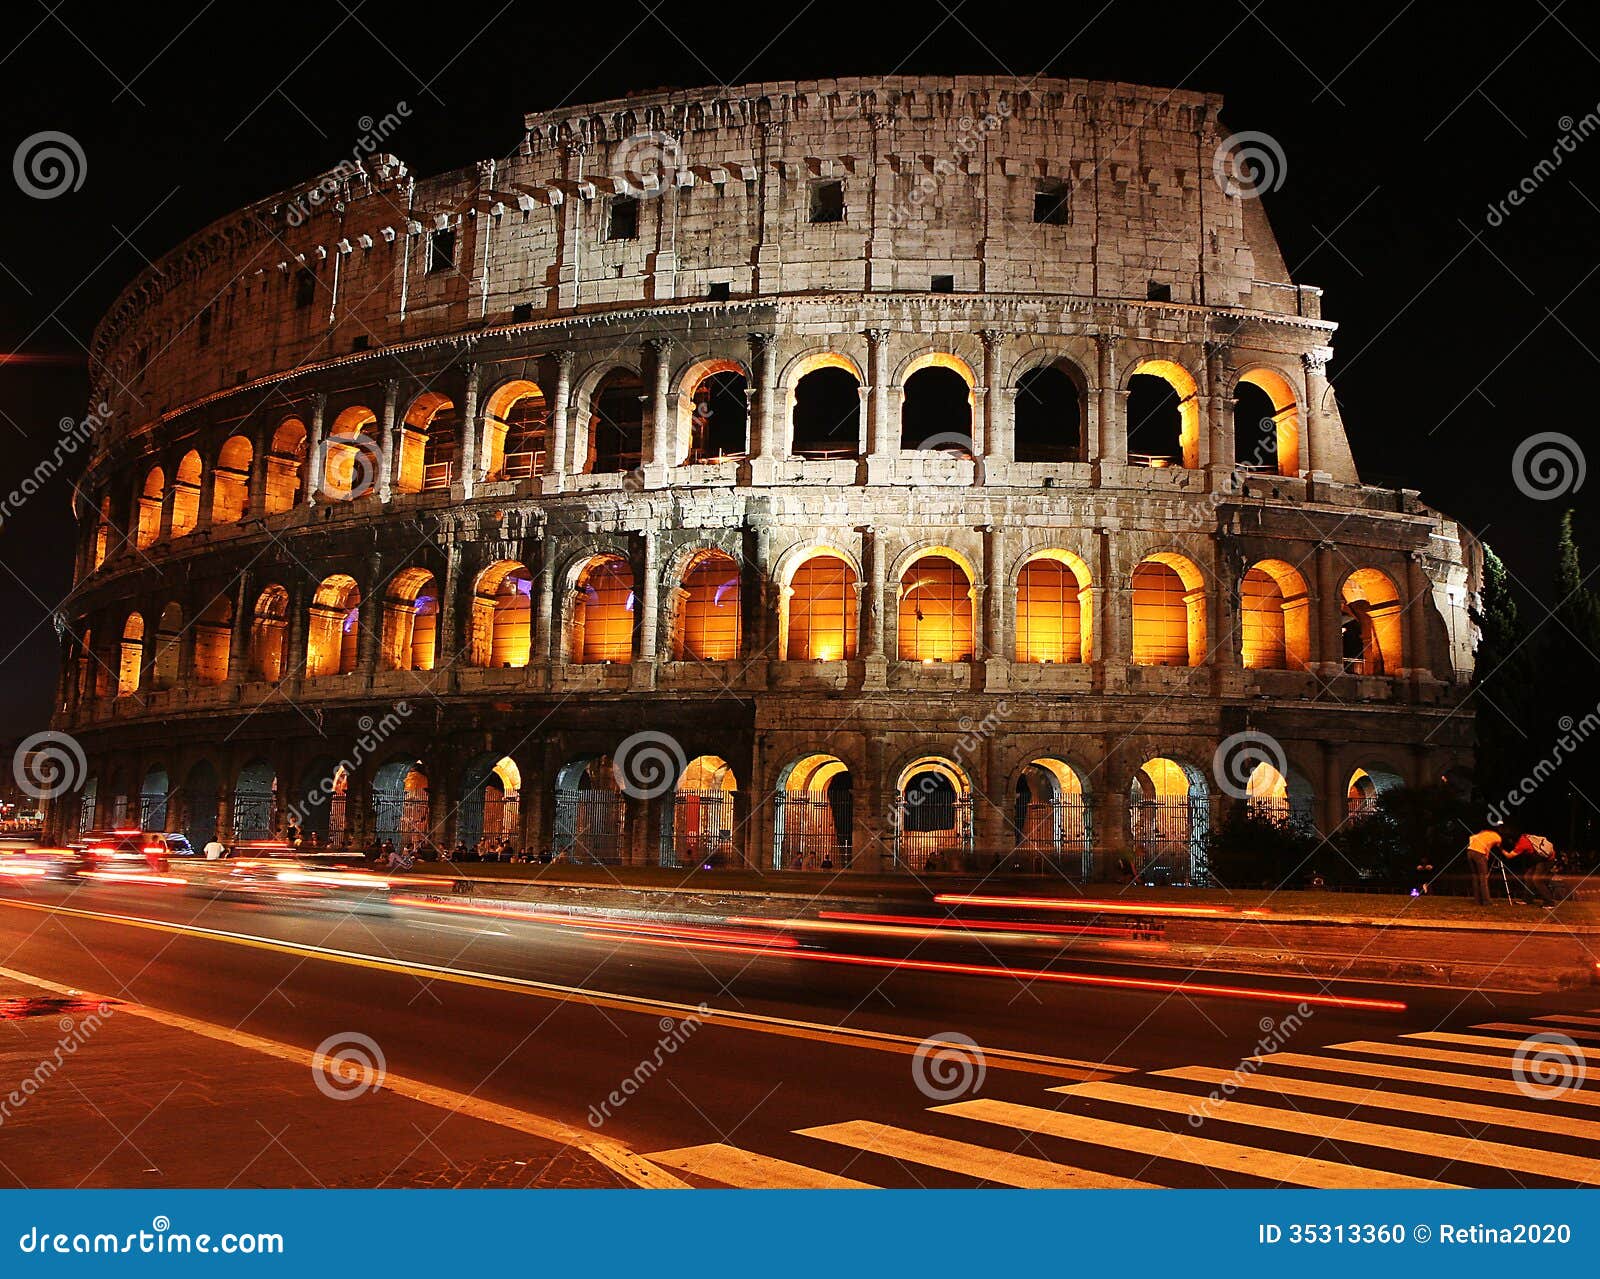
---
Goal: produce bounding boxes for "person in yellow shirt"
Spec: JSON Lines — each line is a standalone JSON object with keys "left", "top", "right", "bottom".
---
{"left": 1464, "top": 827, "right": 1503, "bottom": 906}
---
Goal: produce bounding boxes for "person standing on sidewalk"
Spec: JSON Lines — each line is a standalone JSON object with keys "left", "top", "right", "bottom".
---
{"left": 1464, "top": 826, "right": 1503, "bottom": 906}
{"left": 1507, "top": 831, "right": 1559, "bottom": 908}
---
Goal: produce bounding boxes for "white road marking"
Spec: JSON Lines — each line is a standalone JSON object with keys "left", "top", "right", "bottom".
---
{"left": 647, "top": 1143, "right": 876, "bottom": 1189}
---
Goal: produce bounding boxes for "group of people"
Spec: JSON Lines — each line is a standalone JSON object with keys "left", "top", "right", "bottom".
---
{"left": 351, "top": 837, "right": 528, "bottom": 869}
{"left": 1461, "top": 826, "right": 1561, "bottom": 907}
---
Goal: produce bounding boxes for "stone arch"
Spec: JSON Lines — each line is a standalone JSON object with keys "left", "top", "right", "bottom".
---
{"left": 1241, "top": 559, "right": 1311, "bottom": 670}
{"left": 371, "top": 757, "right": 430, "bottom": 848}
{"left": 117, "top": 612, "right": 145, "bottom": 696}
{"left": 670, "top": 547, "right": 742, "bottom": 661}
{"left": 893, "top": 754, "right": 974, "bottom": 870}
{"left": 895, "top": 546, "right": 977, "bottom": 663}
{"left": 1127, "top": 756, "right": 1210, "bottom": 883}
{"left": 177, "top": 758, "right": 220, "bottom": 847}
{"left": 1013, "top": 756, "right": 1093, "bottom": 871}
{"left": 674, "top": 358, "right": 750, "bottom": 465}
{"left": 1011, "top": 356, "right": 1088, "bottom": 463}
{"left": 139, "top": 765, "right": 171, "bottom": 832}
{"left": 469, "top": 560, "right": 532, "bottom": 668}
{"left": 772, "top": 753, "right": 853, "bottom": 869}
{"left": 1232, "top": 365, "right": 1301, "bottom": 477}
{"left": 568, "top": 554, "right": 635, "bottom": 664}
{"left": 584, "top": 367, "right": 647, "bottom": 474}
{"left": 1346, "top": 764, "right": 1404, "bottom": 818}
{"left": 896, "top": 352, "right": 976, "bottom": 452}
{"left": 1014, "top": 548, "right": 1094, "bottom": 663}
{"left": 1131, "top": 551, "right": 1207, "bottom": 667}
{"left": 324, "top": 405, "right": 381, "bottom": 500}
{"left": 777, "top": 544, "right": 860, "bottom": 662}
{"left": 135, "top": 465, "right": 164, "bottom": 548}
{"left": 211, "top": 435, "right": 253, "bottom": 524}
{"left": 482, "top": 379, "right": 548, "bottom": 479}
{"left": 305, "top": 574, "right": 361, "bottom": 677}
{"left": 265, "top": 418, "right": 307, "bottom": 513}
{"left": 231, "top": 759, "right": 278, "bottom": 842}
{"left": 382, "top": 566, "right": 439, "bottom": 671}
{"left": 552, "top": 754, "right": 625, "bottom": 863}
{"left": 193, "top": 595, "right": 232, "bottom": 684}
{"left": 785, "top": 350, "right": 863, "bottom": 459}
{"left": 459, "top": 753, "right": 523, "bottom": 854}
{"left": 248, "top": 584, "right": 290, "bottom": 681}
{"left": 151, "top": 602, "right": 182, "bottom": 689}
{"left": 1126, "top": 357, "right": 1201, "bottom": 469}
{"left": 398, "top": 394, "right": 455, "bottom": 493}
{"left": 170, "top": 449, "right": 203, "bottom": 537}
{"left": 662, "top": 755, "right": 737, "bottom": 867}
{"left": 1341, "top": 567, "right": 1404, "bottom": 675}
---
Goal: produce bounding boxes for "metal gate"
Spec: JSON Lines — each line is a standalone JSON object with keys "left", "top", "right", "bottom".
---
{"left": 893, "top": 794, "right": 973, "bottom": 871}
{"left": 1016, "top": 797, "right": 1092, "bottom": 876}
{"left": 662, "top": 790, "right": 734, "bottom": 868}
{"left": 773, "top": 794, "right": 852, "bottom": 870}
{"left": 553, "top": 789, "right": 625, "bottom": 864}
{"left": 231, "top": 791, "right": 276, "bottom": 842}
{"left": 1129, "top": 795, "right": 1208, "bottom": 884}
{"left": 373, "top": 796, "right": 431, "bottom": 848}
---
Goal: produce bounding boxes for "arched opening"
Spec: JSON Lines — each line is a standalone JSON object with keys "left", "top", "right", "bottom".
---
{"left": 1131, "top": 554, "right": 1206, "bottom": 667}
{"left": 265, "top": 419, "right": 307, "bottom": 513}
{"left": 293, "top": 759, "right": 349, "bottom": 849}
{"left": 673, "top": 550, "right": 741, "bottom": 661}
{"left": 897, "top": 553, "right": 974, "bottom": 662}
{"left": 483, "top": 381, "right": 547, "bottom": 480}
{"left": 773, "top": 754, "right": 852, "bottom": 870}
{"left": 382, "top": 568, "right": 439, "bottom": 672}
{"left": 1341, "top": 568, "right": 1403, "bottom": 675}
{"left": 900, "top": 362, "right": 973, "bottom": 451}
{"left": 1128, "top": 757, "right": 1210, "bottom": 883}
{"left": 1015, "top": 758, "right": 1092, "bottom": 873}
{"left": 74, "top": 625, "right": 96, "bottom": 704}
{"left": 1013, "top": 365, "right": 1083, "bottom": 462}
{"left": 323, "top": 406, "right": 380, "bottom": 501}
{"left": 783, "top": 552, "right": 858, "bottom": 662}
{"left": 135, "top": 467, "right": 164, "bottom": 549}
{"left": 552, "top": 756, "right": 625, "bottom": 864}
{"left": 170, "top": 450, "right": 203, "bottom": 537}
{"left": 211, "top": 436, "right": 253, "bottom": 524}
{"left": 459, "top": 755, "right": 521, "bottom": 855}
{"left": 117, "top": 614, "right": 144, "bottom": 696}
{"left": 179, "top": 760, "right": 219, "bottom": 847}
{"left": 1233, "top": 368, "right": 1300, "bottom": 476}
{"left": 1240, "top": 560, "right": 1311, "bottom": 670}
{"left": 92, "top": 495, "right": 114, "bottom": 568}
{"left": 1346, "top": 765, "right": 1403, "bottom": 819}
{"left": 372, "top": 759, "right": 430, "bottom": 848}
{"left": 231, "top": 760, "right": 278, "bottom": 842}
{"left": 586, "top": 369, "right": 646, "bottom": 473}
{"left": 193, "top": 596, "right": 232, "bottom": 685}
{"left": 152, "top": 602, "right": 181, "bottom": 690}
{"left": 791, "top": 364, "right": 861, "bottom": 459}
{"left": 76, "top": 776, "right": 98, "bottom": 839}
{"left": 1127, "top": 360, "right": 1199, "bottom": 468}
{"left": 685, "top": 369, "right": 749, "bottom": 463}
{"left": 140, "top": 767, "right": 170, "bottom": 832}
{"left": 470, "top": 561, "right": 532, "bottom": 668}
{"left": 248, "top": 585, "right": 290, "bottom": 681}
{"left": 1244, "top": 762, "right": 1289, "bottom": 823}
{"left": 1015, "top": 550, "right": 1093, "bottom": 663}
{"left": 663, "top": 755, "right": 735, "bottom": 868}
{"left": 894, "top": 756, "right": 973, "bottom": 871}
{"left": 306, "top": 574, "right": 361, "bottom": 677}
{"left": 572, "top": 556, "right": 635, "bottom": 664}
{"left": 398, "top": 395, "right": 457, "bottom": 493}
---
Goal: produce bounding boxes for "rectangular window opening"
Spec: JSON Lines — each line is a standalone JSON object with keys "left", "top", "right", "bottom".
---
{"left": 809, "top": 180, "right": 845, "bottom": 224}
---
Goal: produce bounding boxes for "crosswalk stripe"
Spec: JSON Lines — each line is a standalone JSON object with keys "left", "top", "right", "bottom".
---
{"left": 1152, "top": 1065, "right": 1600, "bottom": 1142}
{"left": 933, "top": 1098, "right": 1458, "bottom": 1188}
{"left": 1053, "top": 1081, "right": 1600, "bottom": 1184}
{"left": 1329, "top": 1039, "right": 1589, "bottom": 1079}
{"left": 645, "top": 1143, "right": 876, "bottom": 1188}
{"left": 1533, "top": 1014, "right": 1600, "bottom": 1028}
{"left": 1475, "top": 1021, "right": 1600, "bottom": 1043}
{"left": 797, "top": 1119, "right": 1158, "bottom": 1189}
{"left": 1407, "top": 1031, "right": 1600, "bottom": 1061}
{"left": 1252, "top": 1051, "right": 1600, "bottom": 1108}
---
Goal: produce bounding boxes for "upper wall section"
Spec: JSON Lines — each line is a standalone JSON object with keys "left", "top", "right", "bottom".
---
{"left": 89, "top": 75, "right": 1323, "bottom": 434}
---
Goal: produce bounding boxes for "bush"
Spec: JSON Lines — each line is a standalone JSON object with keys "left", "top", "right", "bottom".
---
{"left": 1203, "top": 806, "right": 1321, "bottom": 889}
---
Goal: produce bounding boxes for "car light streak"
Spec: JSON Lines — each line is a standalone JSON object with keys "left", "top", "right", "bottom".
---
{"left": 934, "top": 893, "right": 1270, "bottom": 919}
{"left": 813, "top": 910, "right": 1151, "bottom": 939}
{"left": 78, "top": 870, "right": 185, "bottom": 886}
{"left": 391, "top": 896, "right": 798, "bottom": 949}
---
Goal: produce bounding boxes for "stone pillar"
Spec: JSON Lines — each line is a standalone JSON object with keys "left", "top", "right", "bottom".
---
{"left": 359, "top": 552, "right": 384, "bottom": 675}
{"left": 631, "top": 531, "right": 660, "bottom": 690}
{"left": 246, "top": 435, "right": 271, "bottom": 519}
{"left": 1320, "top": 741, "right": 1346, "bottom": 837}
{"left": 304, "top": 395, "right": 328, "bottom": 505}
{"left": 976, "top": 732, "right": 1009, "bottom": 865}
{"left": 1315, "top": 541, "right": 1343, "bottom": 674}
{"left": 437, "top": 543, "right": 463, "bottom": 690}
{"left": 1096, "top": 334, "right": 1126, "bottom": 469}
{"left": 644, "top": 336, "right": 673, "bottom": 485}
{"left": 979, "top": 329, "right": 1008, "bottom": 464}
{"left": 284, "top": 581, "right": 310, "bottom": 695}
{"left": 1097, "top": 529, "right": 1125, "bottom": 667}
{"left": 1406, "top": 550, "right": 1433, "bottom": 680}
{"left": 546, "top": 350, "right": 575, "bottom": 492}
{"left": 196, "top": 455, "right": 217, "bottom": 533}
{"left": 855, "top": 731, "right": 890, "bottom": 872}
{"left": 865, "top": 328, "right": 892, "bottom": 479}
{"left": 1302, "top": 348, "right": 1332, "bottom": 476}
{"left": 377, "top": 378, "right": 400, "bottom": 503}
{"left": 982, "top": 524, "right": 1008, "bottom": 690}
{"left": 1213, "top": 541, "right": 1238, "bottom": 670}
{"left": 457, "top": 364, "right": 481, "bottom": 499}
{"left": 749, "top": 332, "right": 780, "bottom": 483}
{"left": 860, "top": 525, "right": 888, "bottom": 688}
{"left": 1205, "top": 341, "right": 1234, "bottom": 475}
{"left": 229, "top": 572, "right": 253, "bottom": 682}
{"left": 533, "top": 546, "right": 556, "bottom": 683}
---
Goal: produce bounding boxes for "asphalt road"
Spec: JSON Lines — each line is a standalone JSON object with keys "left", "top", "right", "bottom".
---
{"left": 1, "top": 875, "right": 1596, "bottom": 1189}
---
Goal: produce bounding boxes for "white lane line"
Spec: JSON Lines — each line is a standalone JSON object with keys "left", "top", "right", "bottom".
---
{"left": 1532, "top": 1014, "right": 1600, "bottom": 1028}
{"left": 1328, "top": 1039, "right": 1589, "bottom": 1079}
{"left": 1249, "top": 1051, "right": 1600, "bottom": 1107}
{"left": 1474, "top": 1020, "right": 1600, "bottom": 1043}
{"left": 1055, "top": 1081, "right": 1600, "bottom": 1185}
{"left": 797, "top": 1119, "right": 1158, "bottom": 1189}
{"left": 934, "top": 1098, "right": 1457, "bottom": 1189}
{"left": 647, "top": 1143, "right": 876, "bottom": 1189}
{"left": 1151, "top": 1066, "right": 1600, "bottom": 1142}
{"left": 1406, "top": 1031, "right": 1600, "bottom": 1060}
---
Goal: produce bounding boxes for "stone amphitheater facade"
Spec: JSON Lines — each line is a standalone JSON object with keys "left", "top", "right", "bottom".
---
{"left": 50, "top": 75, "right": 1479, "bottom": 879}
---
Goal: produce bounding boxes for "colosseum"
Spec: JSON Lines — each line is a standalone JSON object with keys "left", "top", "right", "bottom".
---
{"left": 50, "top": 75, "right": 1479, "bottom": 881}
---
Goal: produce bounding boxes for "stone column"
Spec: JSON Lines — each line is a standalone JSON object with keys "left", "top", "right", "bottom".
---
{"left": 457, "top": 364, "right": 481, "bottom": 498}
{"left": 860, "top": 525, "right": 888, "bottom": 688}
{"left": 1315, "top": 541, "right": 1343, "bottom": 674}
{"left": 246, "top": 434, "right": 271, "bottom": 519}
{"left": 437, "top": 543, "right": 463, "bottom": 691}
{"left": 1320, "top": 741, "right": 1346, "bottom": 837}
{"left": 1213, "top": 541, "right": 1239, "bottom": 670}
{"left": 547, "top": 349, "right": 575, "bottom": 492}
{"left": 855, "top": 731, "right": 890, "bottom": 872}
{"left": 749, "top": 332, "right": 780, "bottom": 483}
{"left": 864, "top": 328, "right": 893, "bottom": 481}
{"left": 1205, "top": 340, "right": 1234, "bottom": 476}
{"left": 1095, "top": 334, "right": 1125, "bottom": 469}
{"left": 1406, "top": 550, "right": 1433, "bottom": 680}
{"left": 377, "top": 378, "right": 400, "bottom": 503}
{"left": 1097, "top": 529, "right": 1125, "bottom": 667}
{"left": 982, "top": 524, "right": 1008, "bottom": 690}
{"left": 979, "top": 329, "right": 1008, "bottom": 465}
{"left": 196, "top": 452, "right": 217, "bottom": 533}
{"left": 284, "top": 581, "right": 310, "bottom": 695}
{"left": 631, "top": 531, "right": 659, "bottom": 690}
{"left": 304, "top": 395, "right": 328, "bottom": 505}
{"left": 532, "top": 545, "right": 556, "bottom": 686}
{"left": 644, "top": 336, "right": 673, "bottom": 485}
{"left": 359, "top": 551, "right": 384, "bottom": 676}
{"left": 1302, "top": 348, "right": 1332, "bottom": 476}
{"left": 229, "top": 572, "right": 253, "bottom": 682}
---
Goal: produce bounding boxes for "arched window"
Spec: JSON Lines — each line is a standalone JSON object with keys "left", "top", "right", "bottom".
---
{"left": 686, "top": 369, "right": 749, "bottom": 463}
{"left": 1131, "top": 554, "right": 1206, "bottom": 666}
{"left": 1127, "top": 360, "right": 1200, "bottom": 469}
{"left": 898, "top": 553, "right": 974, "bottom": 662}
{"left": 470, "top": 561, "right": 531, "bottom": 668}
{"left": 394, "top": 397, "right": 453, "bottom": 493}
{"left": 573, "top": 556, "right": 634, "bottom": 663}
{"left": 773, "top": 754, "right": 852, "bottom": 869}
{"left": 552, "top": 756, "right": 625, "bottom": 863}
{"left": 92, "top": 495, "right": 113, "bottom": 568}
{"left": 265, "top": 419, "right": 307, "bottom": 513}
{"left": 306, "top": 575, "right": 361, "bottom": 677}
{"left": 675, "top": 550, "right": 741, "bottom": 661}
{"left": 135, "top": 467, "right": 164, "bottom": 548}
{"left": 900, "top": 362, "right": 972, "bottom": 451}
{"left": 1015, "top": 758, "right": 1092, "bottom": 869}
{"left": 193, "top": 597, "right": 232, "bottom": 685}
{"left": 211, "top": 436, "right": 252, "bottom": 524}
{"left": 117, "top": 614, "right": 144, "bottom": 695}
{"left": 248, "top": 585, "right": 290, "bottom": 681}
{"left": 791, "top": 363, "right": 861, "bottom": 459}
{"left": 894, "top": 756, "right": 973, "bottom": 870}
{"left": 1128, "top": 756, "right": 1210, "bottom": 881}
{"left": 383, "top": 568, "right": 439, "bottom": 672}
{"left": 1346, "top": 765, "right": 1402, "bottom": 818}
{"left": 324, "top": 406, "right": 380, "bottom": 500}
{"left": 1240, "top": 560, "right": 1311, "bottom": 670}
{"left": 170, "top": 450, "right": 203, "bottom": 537}
{"left": 483, "top": 381, "right": 547, "bottom": 479}
{"left": 587, "top": 370, "right": 646, "bottom": 473}
{"left": 152, "top": 602, "right": 182, "bottom": 689}
{"left": 1014, "top": 365, "right": 1083, "bottom": 462}
{"left": 785, "top": 553, "right": 858, "bottom": 662}
{"left": 1233, "top": 368, "right": 1300, "bottom": 476}
{"left": 664, "top": 756, "right": 736, "bottom": 867}
{"left": 1015, "top": 552, "right": 1092, "bottom": 663}
{"left": 1341, "top": 568, "right": 1403, "bottom": 675}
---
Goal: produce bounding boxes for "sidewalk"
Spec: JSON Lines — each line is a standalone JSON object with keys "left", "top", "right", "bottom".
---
{"left": 0, "top": 975, "right": 628, "bottom": 1189}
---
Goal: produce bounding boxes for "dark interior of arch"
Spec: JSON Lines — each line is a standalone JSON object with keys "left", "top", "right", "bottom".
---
{"left": 690, "top": 371, "right": 749, "bottom": 461}
{"left": 1232, "top": 381, "right": 1279, "bottom": 467}
{"left": 791, "top": 367, "right": 861, "bottom": 458}
{"left": 900, "top": 367, "right": 971, "bottom": 451}
{"left": 1126, "top": 374, "right": 1182, "bottom": 460}
{"left": 590, "top": 372, "right": 645, "bottom": 472}
{"left": 1014, "top": 366, "right": 1082, "bottom": 462}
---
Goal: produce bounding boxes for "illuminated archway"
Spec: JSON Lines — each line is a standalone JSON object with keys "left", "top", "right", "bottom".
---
{"left": 117, "top": 613, "right": 144, "bottom": 696}
{"left": 372, "top": 759, "right": 430, "bottom": 848}
{"left": 1127, "top": 359, "right": 1200, "bottom": 469}
{"left": 1015, "top": 757, "right": 1092, "bottom": 872}
{"left": 1341, "top": 568, "right": 1404, "bottom": 675}
{"left": 899, "top": 354, "right": 975, "bottom": 451}
{"left": 396, "top": 395, "right": 454, "bottom": 493}
{"left": 552, "top": 755, "right": 625, "bottom": 864}
{"left": 789, "top": 353, "right": 862, "bottom": 459}
{"left": 170, "top": 450, "right": 203, "bottom": 537}
{"left": 678, "top": 361, "right": 749, "bottom": 464}
{"left": 781, "top": 550, "right": 858, "bottom": 662}
{"left": 248, "top": 585, "right": 290, "bottom": 681}
{"left": 305, "top": 574, "right": 361, "bottom": 677}
{"left": 1346, "top": 765, "right": 1403, "bottom": 818}
{"left": 135, "top": 466, "right": 164, "bottom": 548}
{"left": 672, "top": 549, "right": 741, "bottom": 661}
{"left": 460, "top": 754, "right": 522, "bottom": 853}
{"left": 894, "top": 756, "right": 973, "bottom": 871}
{"left": 1015, "top": 549, "right": 1093, "bottom": 663}
{"left": 382, "top": 567, "right": 439, "bottom": 672}
{"left": 1233, "top": 367, "right": 1300, "bottom": 477}
{"left": 211, "top": 436, "right": 253, "bottom": 524}
{"left": 265, "top": 419, "right": 307, "bottom": 513}
{"left": 1241, "top": 559, "right": 1310, "bottom": 670}
{"left": 897, "top": 551, "right": 975, "bottom": 662}
{"left": 571, "top": 556, "right": 634, "bottom": 664}
{"left": 1131, "top": 553, "right": 1207, "bottom": 666}
{"left": 773, "top": 754, "right": 852, "bottom": 869}
{"left": 1127, "top": 756, "right": 1210, "bottom": 882}
{"left": 323, "top": 406, "right": 380, "bottom": 500}
{"left": 663, "top": 755, "right": 736, "bottom": 867}
{"left": 483, "top": 380, "right": 547, "bottom": 479}
{"left": 470, "top": 560, "right": 532, "bottom": 668}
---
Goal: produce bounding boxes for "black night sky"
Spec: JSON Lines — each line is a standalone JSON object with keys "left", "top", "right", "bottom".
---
{"left": 1, "top": 0, "right": 1597, "bottom": 732}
